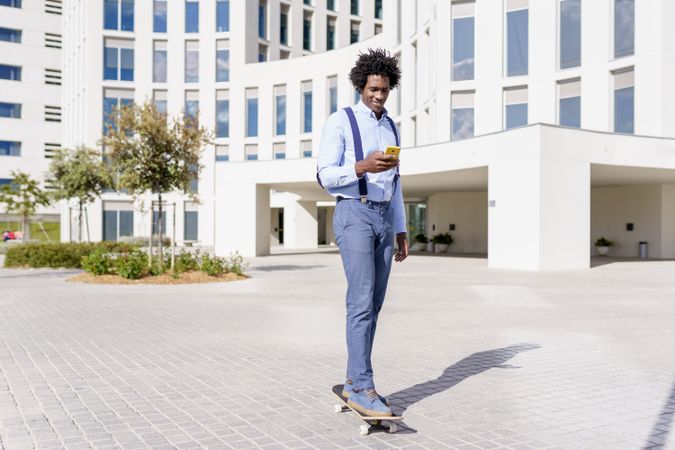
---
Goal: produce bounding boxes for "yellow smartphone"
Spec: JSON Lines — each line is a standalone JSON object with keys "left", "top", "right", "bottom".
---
{"left": 384, "top": 146, "right": 401, "bottom": 159}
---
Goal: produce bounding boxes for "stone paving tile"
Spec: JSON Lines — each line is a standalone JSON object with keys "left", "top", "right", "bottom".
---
{"left": 1, "top": 255, "right": 675, "bottom": 448}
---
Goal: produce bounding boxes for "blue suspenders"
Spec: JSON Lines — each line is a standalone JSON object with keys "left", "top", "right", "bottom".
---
{"left": 316, "top": 107, "right": 400, "bottom": 202}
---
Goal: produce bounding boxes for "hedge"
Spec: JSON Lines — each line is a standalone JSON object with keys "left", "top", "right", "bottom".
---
{"left": 3, "top": 242, "right": 138, "bottom": 269}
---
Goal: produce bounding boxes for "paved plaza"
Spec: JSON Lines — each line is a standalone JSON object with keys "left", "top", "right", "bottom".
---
{"left": 1, "top": 251, "right": 675, "bottom": 449}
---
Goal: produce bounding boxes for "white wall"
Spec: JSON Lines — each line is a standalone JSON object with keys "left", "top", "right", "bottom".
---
{"left": 427, "top": 192, "right": 487, "bottom": 254}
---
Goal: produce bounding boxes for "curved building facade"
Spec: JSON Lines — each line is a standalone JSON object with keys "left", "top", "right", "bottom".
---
{"left": 61, "top": 0, "right": 675, "bottom": 270}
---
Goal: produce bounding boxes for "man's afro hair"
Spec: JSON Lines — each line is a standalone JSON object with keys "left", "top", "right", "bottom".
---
{"left": 349, "top": 48, "right": 401, "bottom": 93}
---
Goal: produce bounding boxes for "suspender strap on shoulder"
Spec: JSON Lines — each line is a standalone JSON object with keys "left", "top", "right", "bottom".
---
{"left": 344, "top": 107, "right": 368, "bottom": 203}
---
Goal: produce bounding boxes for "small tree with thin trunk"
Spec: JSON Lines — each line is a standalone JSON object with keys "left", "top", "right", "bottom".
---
{"left": 101, "top": 101, "right": 210, "bottom": 269}
{"left": 0, "top": 171, "right": 51, "bottom": 240}
{"left": 48, "top": 146, "right": 112, "bottom": 242}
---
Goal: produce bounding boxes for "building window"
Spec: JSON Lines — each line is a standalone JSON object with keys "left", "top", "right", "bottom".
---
{"left": 452, "top": 1, "right": 475, "bottom": 81}
{"left": 274, "top": 143, "right": 286, "bottom": 160}
{"left": 188, "top": 164, "right": 198, "bottom": 193}
{"left": 104, "top": 0, "right": 134, "bottom": 31}
{"left": 185, "top": 0, "right": 199, "bottom": 33}
{"left": 0, "top": 102, "right": 21, "bottom": 118}
{"left": 258, "top": 44, "right": 267, "bottom": 62}
{"left": 303, "top": 13, "right": 312, "bottom": 51}
{"left": 326, "top": 18, "right": 336, "bottom": 50}
{"left": 153, "top": 41, "right": 167, "bottom": 82}
{"left": 216, "top": 90, "right": 229, "bottom": 138}
{"left": 103, "top": 203, "right": 134, "bottom": 241}
{"left": 614, "top": 0, "right": 634, "bottom": 58}
{"left": 506, "top": 0, "right": 528, "bottom": 77}
{"left": 327, "top": 76, "right": 338, "bottom": 115}
{"left": 245, "top": 144, "right": 258, "bottom": 161}
{"left": 351, "top": 0, "right": 358, "bottom": 15}
{"left": 185, "top": 40, "right": 199, "bottom": 83}
{"left": 216, "top": 40, "right": 229, "bottom": 82}
{"left": 375, "top": 0, "right": 382, "bottom": 19}
{"left": 215, "top": 144, "right": 229, "bottom": 162}
{"left": 280, "top": 7, "right": 289, "bottom": 45}
{"left": 151, "top": 210, "right": 166, "bottom": 235}
{"left": 184, "top": 202, "right": 198, "bottom": 241}
{"left": 0, "top": 27, "right": 21, "bottom": 43}
{"left": 558, "top": 79, "right": 580, "bottom": 128}
{"left": 451, "top": 91, "right": 474, "bottom": 140}
{"left": 258, "top": 1, "right": 266, "bottom": 39}
{"left": 0, "top": 64, "right": 21, "bottom": 81}
{"left": 275, "top": 85, "right": 286, "bottom": 136}
{"left": 560, "top": 0, "right": 581, "bottom": 69}
{"left": 246, "top": 88, "right": 258, "bottom": 137}
{"left": 350, "top": 21, "right": 359, "bottom": 44}
{"left": 303, "top": 0, "right": 312, "bottom": 5}
{"left": 216, "top": 0, "right": 229, "bottom": 32}
{"left": 153, "top": 90, "right": 167, "bottom": 115}
{"left": 327, "top": 0, "right": 335, "bottom": 11}
{"left": 614, "top": 69, "right": 634, "bottom": 134}
{"left": 184, "top": 90, "right": 199, "bottom": 123}
{"left": 302, "top": 81, "right": 313, "bottom": 133}
{"left": 153, "top": 0, "right": 167, "bottom": 32}
{"left": 374, "top": 23, "right": 382, "bottom": 35}
{"left": 504, "top": 86, "right": 528, "bottom": 130}
{"left": 104, "top": 39, "right": 134, "bottom": 81}
{"left": 301, "top": 140, "right": 312, "bottom": 158}
{"left": 0, "top": 0, "right": 21, "bottom": 7}
{"left": 103, "top": 89, "right": 134, "bottom": 134}
{"left": 0, "top": 141, "right": 21, "bottom": 156}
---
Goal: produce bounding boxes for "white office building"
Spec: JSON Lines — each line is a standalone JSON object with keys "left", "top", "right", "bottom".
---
{"left": 60, "top": 0, "right": 675, "bottom": 270}
{"left": 0, "top": 0, "right": 62, "bottom": 228}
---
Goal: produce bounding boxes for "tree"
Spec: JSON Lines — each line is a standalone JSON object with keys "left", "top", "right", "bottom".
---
{"left": 48, "top": 146, "right": 112, "bottom": 241}
{"left": 101, "top": 100, "right": 211, "bottom": 269}
{"left": 0, "top": 171, "right": 51, "bottom": 240}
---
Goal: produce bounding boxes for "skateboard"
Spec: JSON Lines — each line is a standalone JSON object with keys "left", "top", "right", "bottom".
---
{"left": 331, "top": 384, "right": 403, "bottom": 436}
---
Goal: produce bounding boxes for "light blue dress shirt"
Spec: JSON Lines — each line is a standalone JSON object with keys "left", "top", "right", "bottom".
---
{"left": 317, "top": 101, "right": 407, "bottom": 235}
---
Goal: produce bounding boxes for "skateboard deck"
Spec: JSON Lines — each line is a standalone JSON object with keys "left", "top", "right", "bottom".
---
{"left": 331, "top": 384, "right": 403, "bottom": 435}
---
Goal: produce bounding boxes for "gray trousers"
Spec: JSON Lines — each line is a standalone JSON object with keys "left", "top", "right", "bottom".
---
{"left": 333, "top": 199, "right": 395, "bottom": 390}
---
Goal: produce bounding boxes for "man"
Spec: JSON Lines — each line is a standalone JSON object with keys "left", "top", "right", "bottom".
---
{"left": 317, "top": 49, "right": 408, "bottom": 417}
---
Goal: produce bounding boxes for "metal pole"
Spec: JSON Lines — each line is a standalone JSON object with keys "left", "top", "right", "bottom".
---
{"left": 171, "top": 202, "right": 176, "bottom": 270}
{"left": 148, "top": 201, "right": 153, "bottom": 267}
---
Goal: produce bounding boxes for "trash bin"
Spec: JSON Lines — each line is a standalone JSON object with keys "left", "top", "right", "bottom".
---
{"left": 639, "top": 241, "right": 648, "bottom": 259}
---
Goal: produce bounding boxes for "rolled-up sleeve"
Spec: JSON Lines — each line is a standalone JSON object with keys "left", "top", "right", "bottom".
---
{"left": 317, "top": 113, "right": 359, "bottom": 189}
{"left": 392, "top": 179, "right": 407, "bottom": 235}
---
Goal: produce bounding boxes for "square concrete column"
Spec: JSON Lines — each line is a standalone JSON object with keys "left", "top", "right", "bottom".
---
{"left": 488, "top": 146, "right": 590, "bottom": 270}
{"left": 214, "top": 182, "right": 270, "bottom": 257}
{"left": 283, "top": 200, "right": 318, "bottom": 249}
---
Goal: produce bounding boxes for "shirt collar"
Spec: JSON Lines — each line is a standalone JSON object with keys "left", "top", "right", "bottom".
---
{"left": 354, "top": 100, "right": 388, "bottom": 120}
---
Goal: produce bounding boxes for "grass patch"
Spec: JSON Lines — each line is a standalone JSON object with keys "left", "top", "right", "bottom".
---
{"left": 1, "top": 222, "right": 60, "bottom": 242}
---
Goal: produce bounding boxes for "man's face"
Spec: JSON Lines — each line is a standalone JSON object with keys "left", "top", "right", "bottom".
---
{"left": 360, "top": 74, "right": 390, "bottom": 115}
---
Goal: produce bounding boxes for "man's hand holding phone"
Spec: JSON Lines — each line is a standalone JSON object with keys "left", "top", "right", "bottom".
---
{"left": 355, "top": 148, "right": 400, "bottom": 177}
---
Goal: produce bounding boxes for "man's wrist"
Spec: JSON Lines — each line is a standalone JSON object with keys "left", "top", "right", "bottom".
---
{"left": 355, "top": 161, "right": 366, "bottom": 178}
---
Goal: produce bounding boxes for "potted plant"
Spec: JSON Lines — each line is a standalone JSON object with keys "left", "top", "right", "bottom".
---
{"left": 431, "top": 232, "right": 454, "bottom": 253}
{"left": 412, "top": 234, "right": 428, "bottom": 251}
{"left": 594, "top": 236, "right": 613, "bottom": 256}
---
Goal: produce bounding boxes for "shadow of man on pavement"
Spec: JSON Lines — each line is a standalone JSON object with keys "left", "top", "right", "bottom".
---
{"left": 387, "top": 343, "right": 540, "bottom": 434}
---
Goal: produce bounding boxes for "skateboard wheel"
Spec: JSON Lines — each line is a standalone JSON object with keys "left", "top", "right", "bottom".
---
{"left": 359, "top": 425, "right": 369, "bottom": 436}
{"left": 388, "top": 423, "right": 397, "bottom": 433}
{"left": 333, "top": 404, "right": 343, "bottom": 414}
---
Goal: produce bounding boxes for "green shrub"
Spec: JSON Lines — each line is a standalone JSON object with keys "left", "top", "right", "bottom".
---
{"left": 174, "top": 250, "right": 200, "bottom": 275}
{"left": 81, "top": 249, "right": 113, "bottom": 275}
{"left": 431, "top": 232, "right": 454, "bottom": 245}
{"left": 200, "top": 253, "right": 226, "bottom": 277}
{"left": 226, "top": 252, "right": 248, "bottom": 276}
{"left": 148, "top": 253, "right": 172, "bottom": 276}
{"left": 4, "top": 242, "right": 137, "bottom": 269}
{"left": 115, "top": 250, "right": 148, "bottom": 279}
